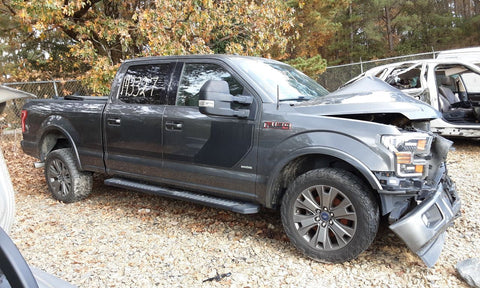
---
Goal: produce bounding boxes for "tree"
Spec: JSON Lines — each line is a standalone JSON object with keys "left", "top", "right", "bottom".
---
{"left": 0, "top": 2, "right": 82, "bottom": 81}
{"left": 321, "top": 0, "right": 478, "bottom": 65}
{"left": 1, "top": 0, "right": 295, "bottom": 94}
{"left": 395, "top": 0, "right": 462, "bottom": 54}
{"left": 286, "top": 55, "right": 327, "bottom": 78}
{"left": 322, "top": 0, "right": 387, "bottom": 64}
{"left": 287, "top": 0, "right": 350, "bottom": 58}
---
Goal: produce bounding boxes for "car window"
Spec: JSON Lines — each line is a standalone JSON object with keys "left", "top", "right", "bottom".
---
{"left": 460, "top": 72, "right": 480, "bottom": 93}
{"left": 118, "top": 63, "right": 172, "bottom": 105}
{"left": 386, "top": 65, "right": 422, "bottom": 89}
{"left": 176, "top": 63, "right": 244, "bottom": 106}
{"left": 234, "top": 59, "right": 329, "bottom": 101}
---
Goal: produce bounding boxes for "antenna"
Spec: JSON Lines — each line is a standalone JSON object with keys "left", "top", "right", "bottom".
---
{"left": 276, "top": 85, "right": 280, "bottom": 110}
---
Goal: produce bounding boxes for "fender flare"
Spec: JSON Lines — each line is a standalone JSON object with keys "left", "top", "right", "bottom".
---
{"left": 37, "top": 121, "right": 83, "bottom": 170}
{"left": 265, "top": 146, "right": 383, "bottom": 208}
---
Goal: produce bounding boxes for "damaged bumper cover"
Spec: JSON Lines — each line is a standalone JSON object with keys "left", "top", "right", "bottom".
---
{"left": 389, "top": 174, "right": 461, "bottom": 267}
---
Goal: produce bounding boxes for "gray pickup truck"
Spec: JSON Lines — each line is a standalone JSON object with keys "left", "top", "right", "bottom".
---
{"left": 20, "top": 55, "right": 460, "bottom": 266}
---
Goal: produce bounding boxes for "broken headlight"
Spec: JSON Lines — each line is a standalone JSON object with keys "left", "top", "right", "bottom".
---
{"left": 381, "top": 133, "right": 433, "bottom": 177}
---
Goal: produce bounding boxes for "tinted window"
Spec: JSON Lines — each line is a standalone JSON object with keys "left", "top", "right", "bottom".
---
{"left": 119, "top": 64, "right": 171, "bottom": 105}
{"left": 176, "top": 63, "right": 244, "bottom": 106}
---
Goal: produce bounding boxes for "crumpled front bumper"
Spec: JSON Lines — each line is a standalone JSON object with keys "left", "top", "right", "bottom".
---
{"left": 389, "top": 175, "right": 461, "bottom": 267}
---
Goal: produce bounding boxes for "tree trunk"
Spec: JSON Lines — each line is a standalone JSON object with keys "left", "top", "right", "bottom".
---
{"left": 385, "top": 6, "right": 394, "bottom": 52}
{"left": 349, "top": 4, "right": 354, "bottom": 63}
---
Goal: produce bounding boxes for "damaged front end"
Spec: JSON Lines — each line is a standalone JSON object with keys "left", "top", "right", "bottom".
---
{"left": 377, "top": 132, "right": 461, "bottom": 267}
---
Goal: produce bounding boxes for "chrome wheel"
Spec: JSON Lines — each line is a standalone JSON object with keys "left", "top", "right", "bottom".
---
{"left": 281, "top": 168, "right": 378, "bottom": 263}
{"left": 293, "top": 184, "right": 357, "bottom": 251}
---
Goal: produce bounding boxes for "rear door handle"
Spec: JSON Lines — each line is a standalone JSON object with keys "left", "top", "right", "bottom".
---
{"left": 165, "top": 120, "right": 183, "bottom": 131}
{"left": 107, "top": 118, "right": 121, "bottom": 126}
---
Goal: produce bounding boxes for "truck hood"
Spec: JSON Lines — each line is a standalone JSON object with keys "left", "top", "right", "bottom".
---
{"left": 295, "top": 76, "right": 440, "bottom": 121}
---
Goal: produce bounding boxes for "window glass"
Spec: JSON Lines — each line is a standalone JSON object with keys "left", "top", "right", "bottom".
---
{"left": 234, "top": 58, "right": 329, "bottom": 102}
{"left": 460, "top": 72, "right": 480, "bottom": 93}
{"left": 176, "top": 63, "right": 244, "bottom": 106}
{"left": 118, "top": 64, "right": 171, "bottom": 105}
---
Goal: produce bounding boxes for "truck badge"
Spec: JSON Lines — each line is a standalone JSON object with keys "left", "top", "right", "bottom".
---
{"left": 263, "top": 121, "right": 292, "bottom": 130}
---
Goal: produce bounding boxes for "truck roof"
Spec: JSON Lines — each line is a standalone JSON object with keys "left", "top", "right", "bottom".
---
{"left": 121, "top": 54, "right": 283, "bottom": 65}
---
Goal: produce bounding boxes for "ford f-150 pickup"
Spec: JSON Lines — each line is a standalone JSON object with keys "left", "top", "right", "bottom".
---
{"left": 20, "top": 55, "right": 460, "bottom": 266}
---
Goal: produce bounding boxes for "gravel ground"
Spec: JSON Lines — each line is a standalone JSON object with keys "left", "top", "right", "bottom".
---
{"left": 1, "top": 135, "right": 479, "bottom": 287}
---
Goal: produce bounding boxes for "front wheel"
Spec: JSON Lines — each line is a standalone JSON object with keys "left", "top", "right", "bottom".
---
{"left": 45, "top": 148, "right": 93, "bottom": 203}
{"left": 281, "top": 168, "right": 379, "bottom": 263}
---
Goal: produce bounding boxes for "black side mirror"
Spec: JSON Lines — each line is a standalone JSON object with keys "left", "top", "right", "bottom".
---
{"left": 198, "top": 80, "right": 253, "bottom": 118}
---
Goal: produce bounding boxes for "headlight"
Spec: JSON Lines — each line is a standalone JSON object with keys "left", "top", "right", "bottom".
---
{"left": 381, "top": 133, "right": 433, "bottom": 177}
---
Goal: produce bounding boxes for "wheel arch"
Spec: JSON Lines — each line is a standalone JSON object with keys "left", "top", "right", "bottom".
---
{"left": 38, "top": 126, "right": 82, "bottom": 170}
{"left": 266, "top": 147, "right": 382, "bottom": 209}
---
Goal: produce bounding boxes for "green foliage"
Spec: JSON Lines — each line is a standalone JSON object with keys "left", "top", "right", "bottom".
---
{"left": 321, "top": 0, "right": 479, "bottom": 64}
{"left": 286, "top": 55, "right": 327, "bottom": 78}
{"left": 286, "top": 0, "right": 349, "bottom": 58}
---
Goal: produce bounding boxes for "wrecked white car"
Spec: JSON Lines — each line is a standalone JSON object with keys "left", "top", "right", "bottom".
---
{"left": 436, "top": 47, "right": 480, "bottom": 65}
{"left": 346, "top": 59, "right": 480, "bottom": 138}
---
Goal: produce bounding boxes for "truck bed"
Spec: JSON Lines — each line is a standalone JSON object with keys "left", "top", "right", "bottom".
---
{"left": 21, "top": 96, "right": 107, "bottom": 173}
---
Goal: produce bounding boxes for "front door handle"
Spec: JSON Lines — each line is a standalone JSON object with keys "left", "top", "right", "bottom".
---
{"left": 165, "top": 121, "right": 183, "bottom": 131}
{"left": 107, "top": 118, "right": 121, "bottom": 126}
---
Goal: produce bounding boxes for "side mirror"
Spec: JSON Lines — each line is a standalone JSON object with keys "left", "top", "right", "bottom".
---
{"left": 198, "top": 80, "right": 253, "bottom": 118}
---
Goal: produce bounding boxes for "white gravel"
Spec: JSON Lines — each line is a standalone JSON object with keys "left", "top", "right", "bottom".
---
{"left": 1, "top": 136, "right": 479, "bottom": 287}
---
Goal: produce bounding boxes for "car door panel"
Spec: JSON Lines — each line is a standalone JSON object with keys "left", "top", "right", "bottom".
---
{"left": 162, "top": 61, "right": 258, "bottom": 199}
{"left": 104, "top": 61, "right": 174, "bottom": 178}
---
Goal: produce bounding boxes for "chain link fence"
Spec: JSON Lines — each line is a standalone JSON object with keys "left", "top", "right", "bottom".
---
{"left": 0, "top": 80, "right": 90, "bottom": 132}
{"left": 318, "top": 51, "right": 438, "bottom": 92}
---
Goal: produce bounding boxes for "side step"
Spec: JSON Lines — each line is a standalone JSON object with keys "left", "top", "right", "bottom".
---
{"left": 104, "top": 178, "right": 260, "bottom": 214}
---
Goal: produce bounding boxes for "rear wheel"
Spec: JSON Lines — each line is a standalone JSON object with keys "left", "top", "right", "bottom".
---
{"left": 45, "top": 148, "right": 92, "bottom": 203}
{"left": 281, "top": 168, "right": 379, "bottom": 263}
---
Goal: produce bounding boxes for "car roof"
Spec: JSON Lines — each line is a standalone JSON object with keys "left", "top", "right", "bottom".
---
{"left": 363, "top": 59, "right": 480, "bottom": 75}
{"left": 121, "top": 54, "right": 283, "bottom": 65}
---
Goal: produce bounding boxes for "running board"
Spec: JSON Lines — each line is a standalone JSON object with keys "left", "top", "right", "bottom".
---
{"left": 104, "top": 178, "right": 260, "bottom": 214}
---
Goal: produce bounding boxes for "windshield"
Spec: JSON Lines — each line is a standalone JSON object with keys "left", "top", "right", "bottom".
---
{"left": 234, "top": 58, "right": 329, "bottom": 102}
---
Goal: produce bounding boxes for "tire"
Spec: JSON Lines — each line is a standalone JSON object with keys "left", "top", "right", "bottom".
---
{"left": 0, "top": 147, "right": 15, "bottom": 234}
{"left": 281, "top": 168, "right": 379, "bottom": 263}
{"left": 44, "top": 148, "right": 93, "bottom": 203}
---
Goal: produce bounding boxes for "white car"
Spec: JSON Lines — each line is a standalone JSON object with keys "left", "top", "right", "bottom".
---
{"left": 345, "top": 59, "right": 480, "bottom": 138}
{"left": 436, "top": 47, "right": 480, "bottom": 65}
{"left": 0, "top": 86, "right": 75, "bottom": 288}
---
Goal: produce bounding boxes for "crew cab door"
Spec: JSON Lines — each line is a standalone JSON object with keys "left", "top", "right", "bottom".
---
{"left": 162, "top": 61, "right": 259, "bottom": 200}
{"left": 104, "top": 60, "right": 176, "bottom": 178}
